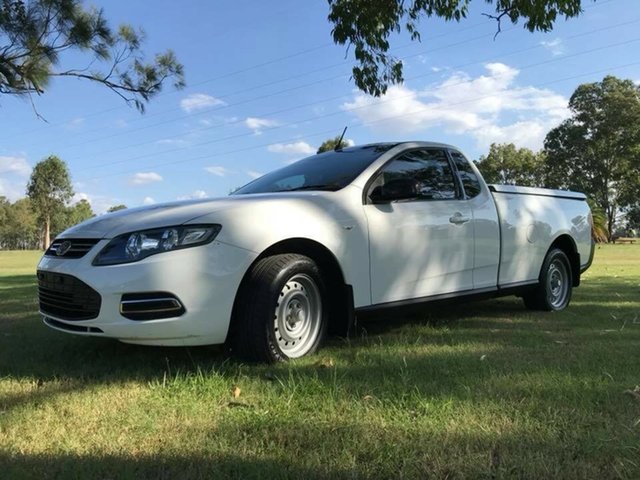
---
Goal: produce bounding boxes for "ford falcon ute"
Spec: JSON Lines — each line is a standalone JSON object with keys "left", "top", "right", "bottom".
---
{"left": 37, "top": 142, "right": 594, "bottom": 362}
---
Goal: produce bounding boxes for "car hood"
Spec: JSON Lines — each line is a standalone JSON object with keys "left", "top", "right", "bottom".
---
{"left": 58, "top": 192, "right": 333, "bottom": 239}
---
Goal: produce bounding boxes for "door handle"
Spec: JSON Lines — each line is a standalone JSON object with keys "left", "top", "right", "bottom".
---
{"left": 449, "top": 212, "right": 470, "bottom": 225}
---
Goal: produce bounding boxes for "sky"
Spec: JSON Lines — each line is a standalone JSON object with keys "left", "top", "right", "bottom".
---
{"left": 1, "top": 0, "right": 639, "bottom": 213}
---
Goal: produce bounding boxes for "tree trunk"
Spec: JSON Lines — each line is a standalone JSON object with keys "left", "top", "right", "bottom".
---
{"left": 44, "top": 215, "right": 50, "bottom": 250}
{"left": 607, "top": 212, "right": 615, "bottom": 243}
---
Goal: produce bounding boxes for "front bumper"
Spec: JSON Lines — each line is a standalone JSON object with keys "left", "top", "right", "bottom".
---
{"left": 37, "top": 240, "right": 256, "bottom": 346}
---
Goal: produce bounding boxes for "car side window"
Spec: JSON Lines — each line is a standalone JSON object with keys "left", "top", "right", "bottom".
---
{"left": 369, "top": 148, "right": 458, "bottom": 201}
{"left": 450, "top": 150, "right": 481, "bottom": 198}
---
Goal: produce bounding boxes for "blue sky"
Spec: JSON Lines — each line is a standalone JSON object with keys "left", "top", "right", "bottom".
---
{"left": 1, "top": 0, "right": 639, "bottom": 212}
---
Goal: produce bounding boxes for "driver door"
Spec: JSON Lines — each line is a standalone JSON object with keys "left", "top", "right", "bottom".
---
{"left": 364, "top": 148, "right": 475, "bottom": 305}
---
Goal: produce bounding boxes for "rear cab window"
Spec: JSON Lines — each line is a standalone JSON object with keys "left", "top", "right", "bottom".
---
{"left": 449, "top": 150, "right": 481, "bottom": 199}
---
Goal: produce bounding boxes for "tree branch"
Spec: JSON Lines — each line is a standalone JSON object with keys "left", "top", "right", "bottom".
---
{"left": 482, "top": 8, "right": 513, "bottom": 40}
{"left": 27, "top": 91, "right": 48, "bottom": 122}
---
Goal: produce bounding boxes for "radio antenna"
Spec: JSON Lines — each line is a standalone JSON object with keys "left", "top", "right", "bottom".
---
{"left": 335, "top": 126, "right": 348, "bottom": 151}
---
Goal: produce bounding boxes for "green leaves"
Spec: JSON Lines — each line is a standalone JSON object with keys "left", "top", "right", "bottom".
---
{"left": 476, "top": 143, "right": 546, "bottom": 187}
{"left": 544, "top": 75, "right": 640, "bottom": 240}
{"left": 0, "top": 0, "right": 184, "bottom": 113}
{"left": 327, "top": 0, "right": 586, "bottom": 96}
{"left": 316, "top": 136, "right": 351, "bottom": 153}
{"left": 26, "top": 155, "right": 73, "bottom": 213}
{"left": 26, "top": 155, "right": 73, "bottom": 246}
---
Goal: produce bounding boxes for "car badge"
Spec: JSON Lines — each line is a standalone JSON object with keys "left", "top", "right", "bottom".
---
{"left": 57, "top": 240, "right": 72, "bottom": 256}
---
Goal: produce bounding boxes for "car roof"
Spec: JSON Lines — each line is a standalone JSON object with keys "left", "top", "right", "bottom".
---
{"left": 342, "top": 141, "right": 459, "bottom": 152}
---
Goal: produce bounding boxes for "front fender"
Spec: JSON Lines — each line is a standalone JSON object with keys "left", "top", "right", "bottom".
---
{"left": 187, "top": 186, "right": 372, "bottom": 307}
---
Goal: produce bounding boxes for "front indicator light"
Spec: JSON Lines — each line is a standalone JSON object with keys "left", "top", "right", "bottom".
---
{"left": 93, "top": 224, "right": 221, "bottom": 266}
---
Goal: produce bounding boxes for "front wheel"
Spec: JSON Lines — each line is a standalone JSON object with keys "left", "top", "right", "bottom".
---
{"left": 230, "top": 254, "right": 327, "bottom": 363}
{"left": 523, "top": 248, "right": 573, "bottom": 311}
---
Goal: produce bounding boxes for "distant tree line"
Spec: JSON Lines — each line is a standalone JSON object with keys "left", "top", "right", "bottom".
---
{"left": 0, "top": 195, "right": 94, "bottom": 250}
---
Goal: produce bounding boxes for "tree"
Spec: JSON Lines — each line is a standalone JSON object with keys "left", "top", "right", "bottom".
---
{"left": 0, "top": 197, "right": 38, "bottom": 249}
{"left": 26, "top": 155, "right": 73, "bottom": 249}
{"left": 0, "top": 195, "right": 9, "bottom": 247}
{"left": 476, "top": 143, "right": 546, "bottom": 186}
{"left": 317, "top": 136, "right": 351, "bottom": 153}
{"left": 327, "top": 0, "right": 587, "bottom": 96}
{"left": 544, "top": 76, "right": 640, "bottom": 240}
{"left": 51, "top": 198, "right": 94, "bottom": 236}
{"left": 1, "top": 0, "right": 184, "bottom": 114}
{"left": 48, "top": 198, "right": 93, "bottom": 237}
{"left": 67, "top": 198, "right": 93, "bottom": 224}
{"left": 624, "top": 204, "right": 640, "bottom": 236}
{"left": 107, "top": 204, "right": 127, "bottom": 212}
{"left": 588, "top": 199, "right": 609, "bottom": 243}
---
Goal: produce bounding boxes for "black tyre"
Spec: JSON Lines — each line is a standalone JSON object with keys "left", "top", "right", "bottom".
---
{"left": 230, "top": 254, "right": 327, "bottom": 363}
{"left": 523, "top": 248, "right": 573, "bottom": 311}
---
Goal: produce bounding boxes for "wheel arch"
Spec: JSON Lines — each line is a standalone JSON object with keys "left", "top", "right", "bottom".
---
{"left": 229, "top": 237, "right": 355, "bottom": 341}
{"left": 548, "top": 233, "right": 581, "bottom": 287}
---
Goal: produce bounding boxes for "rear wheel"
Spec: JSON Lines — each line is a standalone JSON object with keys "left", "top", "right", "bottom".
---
{"left": 523, "top": 248, "right": 573, "bottom": 311}
{"left": 230, "top": 254, "right": 327, "bottom": 363}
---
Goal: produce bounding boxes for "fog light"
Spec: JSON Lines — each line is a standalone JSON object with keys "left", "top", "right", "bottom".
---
{"left": 120, "top": 292, "right": 185, "bottom": 320}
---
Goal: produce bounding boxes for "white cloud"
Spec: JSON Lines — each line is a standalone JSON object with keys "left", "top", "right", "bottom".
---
{"left": 245, "top": 117, "right": 279, "bottom": 134}
{"left": 341, "top": 62, "right": 569, "bottom": 150}
{"left": 0, "top": 155, "right": 31, "bottom": 176}
{"left": 0, "top": 178, "right": 25, "bottom": 201}
{"left": 267, "top": 141, "right": 315, "bottom": 155}
{"left": 246, "top": 170, "right": 263, "bottom": 179}
{"left": 142, "top": 196, "right": 155, "bottom": 205}
{"left": 177, "top": 190, "right": 208, "bottom": 200}
{"left": 540, "top": 38, "right": 565, "bottom": 56}
{"left": 0, "top": 155, "right": 30, "bottom": 201}
{"left": 180, "top": 93, "right": 226, "bottom": 113}
{"left": 204, "top": 166, "right": 230, "bottom": 177}
{"left": 129, "top": 172, "right": 163, "bottom": 185}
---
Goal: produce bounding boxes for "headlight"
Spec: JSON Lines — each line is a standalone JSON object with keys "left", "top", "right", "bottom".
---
{"left": 93, "top": 224, "right": 221, "bottom": 266}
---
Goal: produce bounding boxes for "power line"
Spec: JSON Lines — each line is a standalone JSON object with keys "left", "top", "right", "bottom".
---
{"left": 77, "top": 60, "right": 640, "bottom": 184}
{"left": 3, "top": 19, "right": 496, "bottom": 141}
{"left": 22, "top": 25, "right": 505, "bottom": 150}
{"left": 7, "top": 0, "right": 618, "bottom": 141}
{"left": 30, "top": 15, "right": 640, "bottom": 157}
{"left": 71, "top": 33, "right": 640, "bottom": 172}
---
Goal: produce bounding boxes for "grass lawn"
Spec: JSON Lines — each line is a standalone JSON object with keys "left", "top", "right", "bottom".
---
{"left": 0, "top": 246, "right": 639, "bottom": 479}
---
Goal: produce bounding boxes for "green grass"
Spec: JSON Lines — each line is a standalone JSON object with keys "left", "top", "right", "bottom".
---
{"left": 1, "top": 246, "right": 639, "bottom": 479}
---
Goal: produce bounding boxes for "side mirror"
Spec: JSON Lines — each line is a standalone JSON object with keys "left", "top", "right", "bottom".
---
{"left": 369, "top": 177, "right": 419, "bottom": 203}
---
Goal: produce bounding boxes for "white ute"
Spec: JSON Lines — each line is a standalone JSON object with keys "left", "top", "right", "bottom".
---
{"left": 37, "top": 142, "right": 594, "bottom": 362}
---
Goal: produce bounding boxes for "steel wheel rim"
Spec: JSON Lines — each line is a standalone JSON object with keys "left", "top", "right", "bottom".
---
{"left": 273, "top": 273, "right": 322, "bottom": 358}
{"left": 547, "top": 260, "right": 569, "bottom": 308}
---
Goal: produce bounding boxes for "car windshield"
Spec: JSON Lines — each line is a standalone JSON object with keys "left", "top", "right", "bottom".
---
{"left": 232, "top": 144, "right": 396, "bottom": 195}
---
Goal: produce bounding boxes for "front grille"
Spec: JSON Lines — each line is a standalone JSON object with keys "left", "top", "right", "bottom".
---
{"left": 37, "top": 271, "right": 102, "bottom": 320}
{"left": 45, "top": 238, "right": 101, "bottom": 259}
